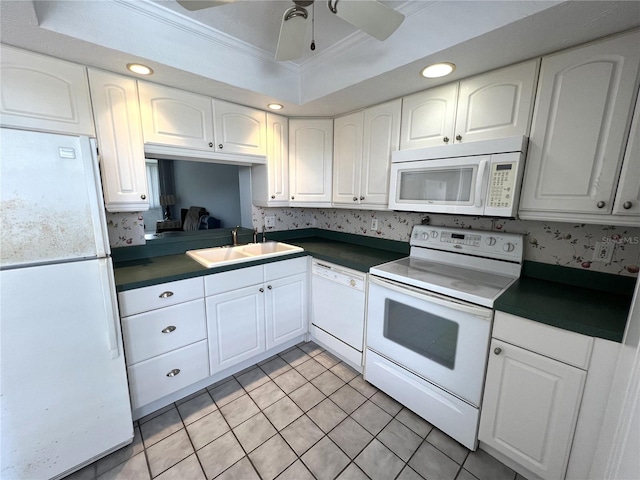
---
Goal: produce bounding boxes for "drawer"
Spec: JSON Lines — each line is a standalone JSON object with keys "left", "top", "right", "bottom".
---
{"left": 118, "top": 277, "right": 204, "bottom": 316}
{"left": 493, "top": 311, "right": 594, "bottom": 369}
{"left": 265, "top": 256, "right": 308, "bottom": 280}
{"left": 204, "top": 265, "right": 263, "bottom": 296}
{"left": 128, "top": 340, "right": 209, "bottom": 410}
{"left": 122, "top": 299, "right": 206, "bottom": 365}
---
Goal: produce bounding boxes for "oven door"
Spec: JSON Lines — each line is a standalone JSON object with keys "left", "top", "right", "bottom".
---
{"left": 388, "top": 156, "right": 489, "bottom": 215}
{"left": 366, "top": 275, "right": 493, "bottom": 407}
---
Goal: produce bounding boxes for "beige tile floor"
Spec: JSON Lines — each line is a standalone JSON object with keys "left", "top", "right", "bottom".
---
{"left": 65, "top": 342, "right": 527, "bottom": 480}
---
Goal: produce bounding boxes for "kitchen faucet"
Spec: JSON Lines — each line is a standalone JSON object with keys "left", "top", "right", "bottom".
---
{"left": 231, "top": 226, "right": 239, "bottom": 246}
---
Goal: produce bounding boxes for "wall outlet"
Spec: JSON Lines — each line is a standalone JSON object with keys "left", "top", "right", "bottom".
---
{"left": 593, "top": 241, "right": 614, "bottom": 264}
{"left": 371, "top": 219, "right": 379, "bottom": 231}
{"left": 264, "top": 216, "right": 276, "bottom": 229}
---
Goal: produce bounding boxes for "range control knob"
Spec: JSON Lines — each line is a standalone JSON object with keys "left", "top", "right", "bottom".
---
{"left": 486, "top": 236, "right": 497, "bottom": 246}
{"left": 503, "top": 242, "right": 515, "bottom": 252}
{"left": 430, "top": 230, "right": 439, "bottom": 238}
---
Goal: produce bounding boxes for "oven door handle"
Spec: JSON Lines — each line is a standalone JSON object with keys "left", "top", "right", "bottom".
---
{"left": 369, "top": 276, "right": 493, "bottom": 319}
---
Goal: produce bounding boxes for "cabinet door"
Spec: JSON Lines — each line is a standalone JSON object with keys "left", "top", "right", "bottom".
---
{"left": 206, "top": 285, "right": 265, "bottom": 374}
{"left": 520, "top": 31, "right": 640, "bottom": 216}
{"left": 0, "top": 45, "right": 95, "bottom": 136}
{"left": 332, "top": 111, "right": 364, "bottom": 205}
{"left": 612, "top": 92, "right": 640, "bottom": 217}
{"left": 213, "top": 100, "right": 266, "bottom": 156}
{"left": 252, "top": 113, "right": 289, "bottom": 206}
{"left": 479, "top": 339, "right": 586, "bottom": 480}
{"left": 361, "top": 99, "right": 401, "bottom": 207}
{"left": 138, "top": 81, "right": 214, "bottom": 151}
{"left": 454, "top": 60, "right": 538, "bottom": 144}
{"left": 265, "top": 273, "right": 307, "bottom": 350}
{"left": 289, "top": 118, "right": 333, "bottom": 205}
{"left": 400, "top": 83, "right": 457, "bottom": 150}
{"left": 88, "top": 69, "right": 149, "bottom": 212}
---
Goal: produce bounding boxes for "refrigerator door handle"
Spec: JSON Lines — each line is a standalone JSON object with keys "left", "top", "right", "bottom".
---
{"left": 83, "top": 137, "right": 111, "bottom": 258}
{"left": 99, "top": 258, "right": 122, "bottom": 359}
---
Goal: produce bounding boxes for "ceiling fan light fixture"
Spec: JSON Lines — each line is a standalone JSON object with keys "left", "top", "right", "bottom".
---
{"left": 421, "top": 62, "right": 456, "bottom": 78}
{"left": 267, "top": 103, "right": 284, "bottom": 110}
{"left": 126, "top": 63, "right": 154, "bottom": 75}
{"left": 275, "top": 5, "right": 310, "bottom": 61}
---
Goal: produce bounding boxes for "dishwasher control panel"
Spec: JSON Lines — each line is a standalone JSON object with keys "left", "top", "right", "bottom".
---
{"left": 312, "top": 261, "right": 365, "bottom": 291}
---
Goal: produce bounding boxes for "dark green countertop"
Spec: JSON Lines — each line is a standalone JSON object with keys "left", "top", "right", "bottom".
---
{"left": 113, "top": 229, "right": 408, "bottom": 291}
{"left": 495, "top": 262, "right": 635, "bottom": 343}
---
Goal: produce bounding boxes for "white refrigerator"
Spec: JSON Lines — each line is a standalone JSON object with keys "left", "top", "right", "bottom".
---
{"left": 0, "top": 128, "right": 133, "bottom": 479}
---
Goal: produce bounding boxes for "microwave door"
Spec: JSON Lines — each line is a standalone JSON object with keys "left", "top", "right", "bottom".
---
{"left": 389, "top": 157, "right": 488, "bottom": 215}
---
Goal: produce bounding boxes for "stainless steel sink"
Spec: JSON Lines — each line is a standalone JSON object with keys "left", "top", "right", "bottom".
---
{"left": 186, "top": 241, "right": 303, "bottom": 268}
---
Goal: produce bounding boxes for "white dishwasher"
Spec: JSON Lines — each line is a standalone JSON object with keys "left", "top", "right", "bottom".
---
{"left": 311, "top": 260, "right": 366, "bottom": 367}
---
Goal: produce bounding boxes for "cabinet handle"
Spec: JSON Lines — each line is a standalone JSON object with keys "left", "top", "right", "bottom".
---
{"left": 443, "top": 137, "right": 449, "bottom": 144}
{"left": 360, "top": 196, "right": 365, "bottom": 201}
{"left": 259, "top": 287, "right": 264, "bottom": 293}
{"left": 208, "top": 142, "right": 213, "bottom": 148}
{"left": 218, "top": 144, "right": 223, "bottom": 149}
{"left": 271, "top": 195, "right": 276, "bottom": 199}
{"left": 159, "top": 291, "right": 174, "bottom": 298}
{"left": 166, "top": 369, "right": 181, "bottom": 377}
{"left": 623, "top": 201, "right": 632, "bottom": 210}
{"left": 267, "top": 285, "right": 272, "bottom": 290}
{"left": 291, "top": 196, "right": 295, "bottom": 200}
{"left": 597, "top": 201, "right": 606, "bottom": 209}
{"left": 161, "top": 325, "right": 176, "bottom": 334}
{"left": 353, "top": 197, "right": 358, "bottom": 202}
{"left": 494, "top": 347, "right": 502, "bottom": 355}
{"left": 141, "top": 194, "right": 146, "bottom": 200}
{"left": 456, "top": 134, "right": 462, "bottom": 142}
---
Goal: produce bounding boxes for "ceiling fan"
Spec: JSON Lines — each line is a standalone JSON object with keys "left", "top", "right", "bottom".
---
{"left": 176, "top": 0, "right": 405, "bottom": 62}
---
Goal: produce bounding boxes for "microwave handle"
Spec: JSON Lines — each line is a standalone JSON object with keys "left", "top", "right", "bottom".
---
{"left": 474, "top": 159, "right": 488, "bottom": 208}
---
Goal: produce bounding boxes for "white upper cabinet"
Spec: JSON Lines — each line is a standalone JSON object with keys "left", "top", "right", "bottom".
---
{"left": 289, "top": 118, "right": 333, "bottom": 206}
{"left": 0, "top": 45, "right": 95, "bottom": 136}
{"left": 612, "top": 92, "right": 640, "bottom": 217}
{"left": 333, "top": 100, "right": 401, "bottom": 208}
{"left": 88, "top": 69, "right": 149, "bottom": 212}
{"left": 252, "top": 113, "right": 289, "bottom": 207}
{"left": 400, "top": 60, "right": 538, "bottom": 150}
{"left": 333, "top": 111, "right": 364, "bottom": 205}
{"left": 213, "top": 100, "right": 266, "bottom": 156}
{"left": 519, "top": 30, "right": 640, "bottom": 225}
{"left": 400, "top": 83, "right": 458, "bottom": 149}
{"left": 138, "top": 81, "right": 215, "bottom": 151}
{"left": 454, "top": 60, "right": 539, "bottom": 144}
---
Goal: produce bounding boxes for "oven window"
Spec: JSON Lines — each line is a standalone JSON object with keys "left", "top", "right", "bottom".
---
{"left": 383, "top": 299, "right": 458, "bottom": 370}
{"left": 399, "top": 168, "right": 473, "bottom": 202}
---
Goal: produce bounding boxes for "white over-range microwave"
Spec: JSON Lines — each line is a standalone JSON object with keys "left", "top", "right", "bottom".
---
{"left": 389, "top": 136, "right": 528, "bottom": 217}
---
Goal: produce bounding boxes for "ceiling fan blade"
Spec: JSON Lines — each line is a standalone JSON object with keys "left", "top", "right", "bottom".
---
{"left": 275, "top": 6, "right": 310, "bottom": 61}
{"left": 176, "top": 0, "right": 236, "bottom": 11}
{"left": 329, "top": 0, "right": 404, "bottom": 41}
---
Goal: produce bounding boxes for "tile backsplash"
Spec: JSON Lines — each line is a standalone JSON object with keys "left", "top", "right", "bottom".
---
{"left": 106, "top": 207, "right": 640, "bottom": 277}
{"left": 252, "top": 206, "right": 640, "bottom": 278}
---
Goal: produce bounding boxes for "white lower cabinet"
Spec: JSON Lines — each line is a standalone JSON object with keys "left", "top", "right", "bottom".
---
{"left": 204, "top": 257, "right": 308, "bottom": 374}
{"left": 206, "top": 284, "right": 266, "bottom": 373}
{"left": 479, "top": 312, "right": 592, "bottom": 480}
{"left": 119, "top": 257, "right": 308, "bottom": 412}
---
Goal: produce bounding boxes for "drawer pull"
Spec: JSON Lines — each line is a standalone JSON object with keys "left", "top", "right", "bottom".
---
{"left": 166, "top": 369, "right": 181, "bottom": 377}
{"left": 159, "top": 291, "right": 174, "bottom": 299}
{"left": 161, "top": 325, "right": 176, "bottom": 334}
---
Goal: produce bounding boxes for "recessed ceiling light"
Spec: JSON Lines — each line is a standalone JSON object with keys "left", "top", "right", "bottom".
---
{"left": 421, "top": 62, "right": 456, "bottom": 78}
{"left": 268, "top": 103, "right": 284, "bottom": 110}
{"left": 126, "top": 63, "right": 154, "bottom": 75}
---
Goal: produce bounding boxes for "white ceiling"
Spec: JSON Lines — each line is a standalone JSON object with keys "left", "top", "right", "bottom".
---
{"left": 1, "top": 1, "right": 639, "bottom": 117}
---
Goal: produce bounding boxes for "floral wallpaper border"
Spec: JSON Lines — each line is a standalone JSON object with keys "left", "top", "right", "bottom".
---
{"left": 105, "top": 208, "right": 640, "bottom": 278}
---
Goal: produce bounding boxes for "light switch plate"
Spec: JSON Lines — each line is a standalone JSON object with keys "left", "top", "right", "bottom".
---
{"left": 593, "top": 241, "right": 614, "bottom": 264}
{"left": 264, "top": 216, "right": 276, "bottom": 228}
{"left": 371, "top": 219, "right": 379, "bottom": 231}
